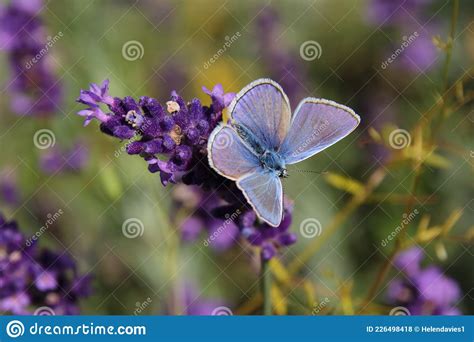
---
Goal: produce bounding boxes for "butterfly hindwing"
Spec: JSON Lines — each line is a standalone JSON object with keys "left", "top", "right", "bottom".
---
{"left": 208, "top": 124, "right": 261, "bottom": 181}
{"left": 229, "top": 78, "right": 291, "bottom": 150}
{"left": 280, "top": 98, "right": 361, "bottom": 164}
{"left": 236, "top": 171, "right": 283, "bottom": 227}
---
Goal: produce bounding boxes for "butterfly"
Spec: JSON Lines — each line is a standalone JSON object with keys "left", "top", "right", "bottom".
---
{"left": 207, "top": 79, "right": 360, "bottom": 227}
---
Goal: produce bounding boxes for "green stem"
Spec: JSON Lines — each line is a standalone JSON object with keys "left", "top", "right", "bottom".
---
{"left": 441, "top": 0, "right": 459, "bottom": 92}
{"left": 261, "top": 257, "right": 272, "bottom": 315}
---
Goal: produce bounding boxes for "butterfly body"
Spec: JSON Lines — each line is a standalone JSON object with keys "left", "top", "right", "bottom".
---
{"left": 208, "top": 79, "right": 360, "bottom": 227}
{"left": 259, "top": 149, "right": 287, "bottom": 177}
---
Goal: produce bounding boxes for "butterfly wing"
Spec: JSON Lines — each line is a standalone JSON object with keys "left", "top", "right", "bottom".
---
{"left": 208, "top": 124, "right": 261, "bottom": 181}
{"left": 229, "top": 78, "right": 291, "bottom": 150}
{"left": 280, "top": 98, "right": 360, "bottom": 164}
{"left": 236, "top": 172, "right": 283, "bottom": 227}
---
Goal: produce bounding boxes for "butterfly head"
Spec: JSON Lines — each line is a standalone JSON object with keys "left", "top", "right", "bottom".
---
{"left": 260, "top": 149, "right": 287, "bottom": 178}
{"left": 279, "top": 168, "right": 289, "bottom": 178}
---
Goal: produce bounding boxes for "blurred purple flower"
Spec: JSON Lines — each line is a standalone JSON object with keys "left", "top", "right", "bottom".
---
{"left": 0, "top": 169, "right": 20, "bottom": 206}
{"left": 241, "top": 199, "right": 297, "bottom": 260}
{"left": 39, "top": 141, "right": 89, "bottom": 174}
{"left": 0, "top": 213, "right": 91, "bottom": 315}
{"left": 256, "top": 7, "right": 307, "bottom": 105}
{"left": 397, "top": 30, "right": 438, "bottom": 73}
{"left": 366, "top": 0, "right": 433, "bottom": 26}
{"left": 0, "top": 0, "right": 62, "bottom": 116}
{"left": 387, "top": 246, "right": 461, "bottom": 315}
{"left": 183, "top": 283, "right": 228, "bottom": 316}
{"left": 173, "top": 185, "right": 240, "bottom": 251}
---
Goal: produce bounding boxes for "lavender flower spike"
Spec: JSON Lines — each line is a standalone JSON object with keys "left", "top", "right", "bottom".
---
{"left": 76, "top": 79, "right": 114, "bottom": 126}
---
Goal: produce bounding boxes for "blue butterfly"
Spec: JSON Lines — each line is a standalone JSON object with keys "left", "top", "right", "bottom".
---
{"left": 208, "top": 79, "right": 360, "bottom": 227}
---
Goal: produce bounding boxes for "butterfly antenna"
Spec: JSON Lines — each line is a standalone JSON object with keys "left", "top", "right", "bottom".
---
{"left": 291, "top": 168, "right": 328, "bottom": 175}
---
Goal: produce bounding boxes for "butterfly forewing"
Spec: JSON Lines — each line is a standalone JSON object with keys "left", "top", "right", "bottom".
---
{"left": 208, "top": 125, "right": 261, "bottom": 180}
{"left": 280, "top": 98, "right": 360, "bottom": 164}
{"left": 236, "top": 172, "right": 283, "bottom": 227}
{"left": 229, "top": 79, "right": 291, "bottom": 150}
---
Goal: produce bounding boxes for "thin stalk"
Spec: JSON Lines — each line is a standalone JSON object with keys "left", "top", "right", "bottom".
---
{"left": 261, "top": 257, "right": 272, "bottom": 315}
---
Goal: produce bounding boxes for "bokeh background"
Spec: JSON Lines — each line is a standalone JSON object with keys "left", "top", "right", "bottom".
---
{"left": 0, "top": 0, "right": 473, "bottom": 315}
